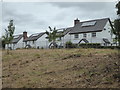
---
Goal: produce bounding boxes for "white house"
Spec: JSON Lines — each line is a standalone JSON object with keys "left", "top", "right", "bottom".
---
{"left": 68, "top": 18, "right": 115, "bottom": 46}
{"left": 23, "top": 32, "right": 49, "bottom": 49}
{"left": 5, "top": 34, "right": 23, "bottom": 50}
{"left": 5, "top": 31, "right": 28, "bottom": 50}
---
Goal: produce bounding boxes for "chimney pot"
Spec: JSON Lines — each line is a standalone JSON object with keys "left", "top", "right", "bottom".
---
{"left": 23, "top": 31, "right": 28, "bottom": 40}
{"left": 74, "top": 18, "right": 80, "bottom": 26}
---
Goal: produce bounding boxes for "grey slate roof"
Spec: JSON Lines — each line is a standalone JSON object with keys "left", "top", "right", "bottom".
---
{"left": 63, "top": 27, "right": 73, "bottom": 36}
{"left": 57, "top": 27, "right": 73, "bottom": 37}
{"left": 69, "top": 18, "right": 111, "bottom": 34}
{"left": 11, "top": 34, "right": 23, "bottom": 43}
{"left": 24, "top": 32, "right": 45, "bottom": 41}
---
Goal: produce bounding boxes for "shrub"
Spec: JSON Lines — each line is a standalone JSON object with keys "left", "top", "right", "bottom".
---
{"left": 41, "top": 47, "right": 44, "bottom": 49}
{"left": 16, "top": 48, "right": 20, "bottom": 50}
{"left": 65, "top": 41, "right": 76, "bottom": 48}
{"left": 79, "top": 43, "right": 101, "bottom": 48}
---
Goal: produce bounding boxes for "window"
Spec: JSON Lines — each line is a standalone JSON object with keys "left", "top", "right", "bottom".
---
{"left": 74, "top": 34, "right": 79, "bottom": 39}
{"left": 25, "top": 42, "right": 27, "bottom": 44}
{"left": 83, "top": 33, "right": 87, "bottom": 38}
{"left": 58, "top": 37, "right": 61, "bottom": 41}
{"left": 104, "top": 28, "right": 106, "bottom": 30}
{"left": 81, "top": 21, "right": 96, "bottom": 27}
{"left": 33, "top": 41, "right": 34, "bottom": 44}
{"left": 92, "top": 32, "right": 96, "bottom": 37}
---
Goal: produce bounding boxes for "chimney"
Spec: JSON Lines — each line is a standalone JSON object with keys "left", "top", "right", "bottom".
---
{"left": 74, "top": 18, "right": 80, "bottom": 26}
{"left": 23, "top": 31, "right": 28, "bottom": 40}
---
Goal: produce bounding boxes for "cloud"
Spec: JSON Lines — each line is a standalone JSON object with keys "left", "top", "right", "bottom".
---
{"left": 2, "top": 2, "right": 117, "bottom": 37}
{"left": 50, "top": 2, "right": 110, "bottom": 11}
{"left": 51, "top": 2, "right": 117, "bottom": 21}
{"left": 0, "top": 2, "right": 2, "bottom": 37}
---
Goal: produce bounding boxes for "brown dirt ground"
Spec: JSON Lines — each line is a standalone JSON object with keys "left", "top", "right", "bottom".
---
{"left": 2, "top": 48, "right": 120, "bottom": 88}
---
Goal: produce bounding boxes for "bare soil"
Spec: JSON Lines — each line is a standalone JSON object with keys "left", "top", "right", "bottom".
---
{"left": 2, "top": 48, "right": 120, "bottom": 88}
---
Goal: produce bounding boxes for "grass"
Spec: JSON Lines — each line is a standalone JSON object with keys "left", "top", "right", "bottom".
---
{"left": 2, "top": 48, "right": 120, "bottom": 88}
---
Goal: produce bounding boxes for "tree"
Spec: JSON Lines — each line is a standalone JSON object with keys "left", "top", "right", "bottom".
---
{"left": 1, "top": 38, "right": 5, "bottom": 49}
{"left": 113, "top": 19, "right": 120, "bottom": 46}
{"left": 116, "top": 1, "right": 120, "bottom": 15}
{"left": 45, "top": 26, "right": 62, "bottom": 48}
{"left": 113, "top": 1, "right": 120, "bottom": 46}
{"left": 2, "top": 20, "right": 15, "bottom": 54}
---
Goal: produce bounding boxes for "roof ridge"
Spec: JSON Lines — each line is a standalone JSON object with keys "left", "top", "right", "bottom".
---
{"left": 80, "top": 18, "right": 109, "bottom": 23}
{"left": 13, "top": 34, "right": 23, "bottom": 36}
{"left": 31, "top": 32, "right": 45, "bottom": 35}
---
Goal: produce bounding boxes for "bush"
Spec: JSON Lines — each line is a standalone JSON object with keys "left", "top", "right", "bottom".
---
{"left": 100, "top": 46, "right": 120, "bottom": 49}
{"left": 79, "top": 43, "right": 120, "bottom": 49}
{"left": 79, "top": 43, "right": 101, "bottom": 48}
{"left": 16, "top": 48, "right": 20, "bottom": 50}
{"left": 41, "top": 47, "right": 44, "bottom": 49}
{"left": 65, "top": 41, "right": 75, "bottom": 48}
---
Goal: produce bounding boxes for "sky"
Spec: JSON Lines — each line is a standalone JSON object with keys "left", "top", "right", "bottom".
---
{"left": 1, "top": 1, "right": 118, "bottom": 37}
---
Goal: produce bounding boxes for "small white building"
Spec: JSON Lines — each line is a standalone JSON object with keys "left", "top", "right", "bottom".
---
{"left": 23, "top": 32, "right": 49, "bottom": 49}
{"left": 5, "top": 34, "right": 24, "bottom": 50}
{"left": 5, "top": 31, "right": 28, "bottom": 50}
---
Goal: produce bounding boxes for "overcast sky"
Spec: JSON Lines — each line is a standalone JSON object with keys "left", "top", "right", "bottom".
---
{"left": 2, "top": 2, "right": 118, "bottom": 36}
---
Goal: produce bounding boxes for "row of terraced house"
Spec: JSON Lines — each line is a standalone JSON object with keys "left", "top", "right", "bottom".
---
{"left": 5, "top": 18, "right": 117, "bottom": 50}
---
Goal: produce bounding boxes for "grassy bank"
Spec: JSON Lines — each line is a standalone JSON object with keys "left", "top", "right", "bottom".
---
{"left": 2, "top": 48, "right": 120, "bottom": 88}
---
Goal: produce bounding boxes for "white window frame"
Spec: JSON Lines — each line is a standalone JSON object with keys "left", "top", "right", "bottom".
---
{"left": 74, "top": 34, "right": 79, "bottom": 39}
{"left": 83, "top": 33, "right": 87, "bottom": 38}
{"left": 92, "top": 32, "right": 96, "bottom": 37}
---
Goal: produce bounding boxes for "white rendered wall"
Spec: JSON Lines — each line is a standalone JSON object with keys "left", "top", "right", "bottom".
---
{"left": 5, "top": 37, "right": 24, "bottom": 50}
{"left": 36, "top": 34, "right": 49, "bottom": 49}
{"left": 16, "top": 38, "right": 24, "bottom": 49}
{"left": 12, "top": 38, "right": 24, "bottom": 49}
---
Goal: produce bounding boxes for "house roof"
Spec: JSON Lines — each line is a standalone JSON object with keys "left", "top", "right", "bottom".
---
{"left": 69, "top": 18, "right": 111, "bottom": 34}
{"left": 24, "top": 32, "right": 45, "bottom": 41}
{"left": 103, "top": 38, "right": 110, "bottom": 44}
{"left": 63, "top": 27, "right": 73, "bottom": 36}
{"left": 79, "top": 39, "right": 89, "bottom": 43}
{"left": 57, "top": 27, "right": 73, "bottom": 37}
{"left": 11, "top": 34, "right": 23, "bottom": 43}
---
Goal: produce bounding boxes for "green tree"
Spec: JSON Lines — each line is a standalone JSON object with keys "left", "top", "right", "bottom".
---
{"left": 113, "top": 1, "right": 120, "bottom": 46}
{"left": 113, "top": 19, "right": 120, "bottom": 46}
{"left": 2, "top": 20, "right": 15, "bottom": 54}
{"left": 116, "top": 1, "right": 120, "bottom": 15}
{"left": 46, "top": 26, "right": 62, "bottom": 48}
{"left": 1, "top": 38, "right": 5, "bottom": 49}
